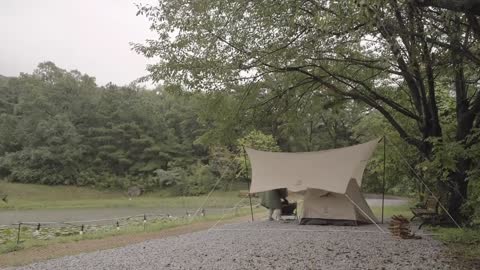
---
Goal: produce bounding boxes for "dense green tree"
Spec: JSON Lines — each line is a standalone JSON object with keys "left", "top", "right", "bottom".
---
{"left": 136, "top": 0, "right": 480, "bottom": 222}
{"left": 0, "top": 63, "right": 209, "bottom": 191}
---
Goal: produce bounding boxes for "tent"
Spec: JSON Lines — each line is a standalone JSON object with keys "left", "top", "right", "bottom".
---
{"left": 246, "top": 138, "right": 380, "bottom": 225}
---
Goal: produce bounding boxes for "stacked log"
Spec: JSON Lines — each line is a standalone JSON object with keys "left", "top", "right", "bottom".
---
{"left": 389, "top": 215, "right": 418, "bottom": 239}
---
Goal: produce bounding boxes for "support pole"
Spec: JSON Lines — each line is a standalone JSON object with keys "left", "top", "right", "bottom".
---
{"left": 16, "top": 222, "right": 21, "bottom": 244}
{"left": 143, "top": 214, "right": 147, "bottom": 231}
{"left": 382, "top": 136, "right": 386, "bottom": 224}
{"left": 247, "top": 183, "right": 254, "bottom": 222}
{"left": 243, "top": 146, "right": 254, "bottom": 222}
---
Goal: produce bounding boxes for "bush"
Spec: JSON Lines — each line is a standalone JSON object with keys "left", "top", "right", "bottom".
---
{"left": 154, "top": 168, "right": 183, "bottom": 187}
{"left": 173, "top": 163, "right": 218, "bottom": 196}
{"left": 94, "top": 174, "right": 127, "bottom": 190}
{"left": 75, "top": 170, "right": 97, "bottom": 186}
{"left": 463, "top": 177, "right": 480, "bottom": 226}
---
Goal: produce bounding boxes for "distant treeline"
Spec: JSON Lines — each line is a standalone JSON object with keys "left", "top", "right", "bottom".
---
{"left": 0, "top": 62, "right": 411, "bottom": 196}
{"left": 0, "top": 62, "right": 221, "bottom": 194}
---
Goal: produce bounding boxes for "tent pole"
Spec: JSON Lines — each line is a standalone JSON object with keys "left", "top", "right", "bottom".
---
{"left": 243, "top": 147, "right": 254, "bottom": 222}
{"left": 247, "top": 183, "right": 254, "bottom": 222}
{"left": 382, "top": 136, "right": 386, "bottom": 224}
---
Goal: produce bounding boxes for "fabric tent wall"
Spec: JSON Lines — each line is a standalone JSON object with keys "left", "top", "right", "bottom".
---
{"left": 301, "top": 179, "right": 378, "bottom": 225}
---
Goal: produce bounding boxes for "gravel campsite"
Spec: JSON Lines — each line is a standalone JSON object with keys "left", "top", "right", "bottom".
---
{"left": 2, "top": 0, "right": 479, "bottom": 269}
{"left": 5, "top": 220, "right": 452, "bottom": 270}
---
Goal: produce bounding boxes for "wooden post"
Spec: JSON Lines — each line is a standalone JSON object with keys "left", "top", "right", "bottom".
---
{"left": 16, "top": 223, "right": 21, "bottom": 244}
{"left": 143, "top": 214, "right": 147, "bottom": 231}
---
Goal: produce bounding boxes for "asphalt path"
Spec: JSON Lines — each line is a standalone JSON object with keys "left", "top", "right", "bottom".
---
{"left": 0, "top": 195, "right": 408, "bottom": 226}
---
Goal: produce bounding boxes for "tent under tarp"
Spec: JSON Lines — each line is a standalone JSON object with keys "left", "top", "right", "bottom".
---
{"left": 246, "top": 138, "right": 380, "bottom": 225}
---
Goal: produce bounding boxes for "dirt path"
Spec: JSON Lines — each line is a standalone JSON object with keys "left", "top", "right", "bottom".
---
{"left": 0, "top": 214, "right": 261, "bottom": 268}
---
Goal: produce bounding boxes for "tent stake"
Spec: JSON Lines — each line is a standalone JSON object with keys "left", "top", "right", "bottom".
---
{"left": 382, "top": 136, "right": 386, "bottom": 224}
{"left": 243, "top": 147, "right": 254, "bottom": 222}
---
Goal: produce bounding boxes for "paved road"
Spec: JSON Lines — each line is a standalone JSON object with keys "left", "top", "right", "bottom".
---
{"left": 0, "top": 196, "right": 408, "bottom": 225}
{"left": 0, "top": 208, "right": 226, "bottom": 226}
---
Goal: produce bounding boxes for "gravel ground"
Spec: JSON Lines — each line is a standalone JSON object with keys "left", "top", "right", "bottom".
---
{"left": 6, "top": 220, "right": 452, "bottom": 270}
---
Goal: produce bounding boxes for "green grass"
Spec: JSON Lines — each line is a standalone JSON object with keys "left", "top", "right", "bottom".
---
{"left": 430, "top": 226, "right": 480, "bottom": 265}
{"left": 0, "top": 182, "right": 252, "bottom": 210}
{"left": 371, "top": 203, "right": 413, "bottom": 220}
{"left": 0, "top": 242, "right": 24, "bottom": 254}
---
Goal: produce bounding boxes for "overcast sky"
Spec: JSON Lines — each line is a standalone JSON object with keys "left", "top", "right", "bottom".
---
{"left": 0, "top": 0, "right": 156, "bottom": 86}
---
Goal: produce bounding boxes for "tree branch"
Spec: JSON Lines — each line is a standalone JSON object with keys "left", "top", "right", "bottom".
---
{"left": 413, "top": 0, "right": 480, "bottom": 16}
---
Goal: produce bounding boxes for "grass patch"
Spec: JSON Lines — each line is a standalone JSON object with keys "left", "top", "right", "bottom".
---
{"left": 0, "top": 182, "right": 252, "bottom": 210}
{"left": 371, "top": 203, "right": 413, "bottom": 220}
{"left": 0, "top": 242, "right": 24, "bottom": 254}
{"left": 430, "top": 226, "right": 480, "bottom": 267}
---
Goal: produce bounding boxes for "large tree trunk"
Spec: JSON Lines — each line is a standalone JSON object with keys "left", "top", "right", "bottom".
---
{"left": 442, "top": 14, "right": 475, "bottom": 223}
{"left": 447, "top": 159, "right": 470, "bottom": 222}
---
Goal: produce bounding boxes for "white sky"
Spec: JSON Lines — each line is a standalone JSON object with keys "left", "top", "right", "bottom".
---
{"left": 0, "top": 0, "right": 156, "bottom": 87}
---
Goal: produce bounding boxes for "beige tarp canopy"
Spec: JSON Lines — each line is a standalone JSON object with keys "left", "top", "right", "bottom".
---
{"left": 246, "top": 138, "right": 381, "bottom": 225}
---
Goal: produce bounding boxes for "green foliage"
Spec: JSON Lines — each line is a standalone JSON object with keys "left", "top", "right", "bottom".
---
{"left": 434, "top": 227, "right": 480, "bottom": 245}
{"left": 135, "top": 0, "right": 480, "bottom": 222}
{"left": 237, "top": 130, "right": 280, "bottom": 151}
{"left": 0, "top": 63, "right": 207, "bottom": 189}
{"left": 465, "top": 179, "right": 480, "bottom": 225}
{"left": 173, "top": 163, "right": 217, "bottom": 196}
{"left": 1, "top": 115, "right": 83, "bottom": 185}
{"left": 0, "top": 242, "right": 24, "bottom": 254}
{"left": 208, "top": 146, "right": 241, "bottom": 184}
{"left": 354, "top": 112, "right": 420, "bottom": 195}
{"left": 154, "top": 168, "right": 182, "bottom": 187}
{"left": 431, "top": 227, "right": 480, "bottom": 264}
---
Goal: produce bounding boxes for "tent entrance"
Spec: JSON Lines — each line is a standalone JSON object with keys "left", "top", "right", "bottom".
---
{"left": 298, "top": 180, "right": 377, "bottom": 225}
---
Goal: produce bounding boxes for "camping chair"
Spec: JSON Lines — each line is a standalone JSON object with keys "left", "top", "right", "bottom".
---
{"left": 280, "top": 202, "right": 298, "bottom": 220}
{"left": 410, "top": 196, "right": 439, "bottom": 225}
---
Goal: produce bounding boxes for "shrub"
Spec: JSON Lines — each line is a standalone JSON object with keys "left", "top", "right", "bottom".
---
{"left": 173, "top": 163, "right": 218, "bottom": 196}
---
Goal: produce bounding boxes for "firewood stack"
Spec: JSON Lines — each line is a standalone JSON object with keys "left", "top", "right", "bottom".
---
{"left": 389, "top": 215, "right": 417, "bottom": 239}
